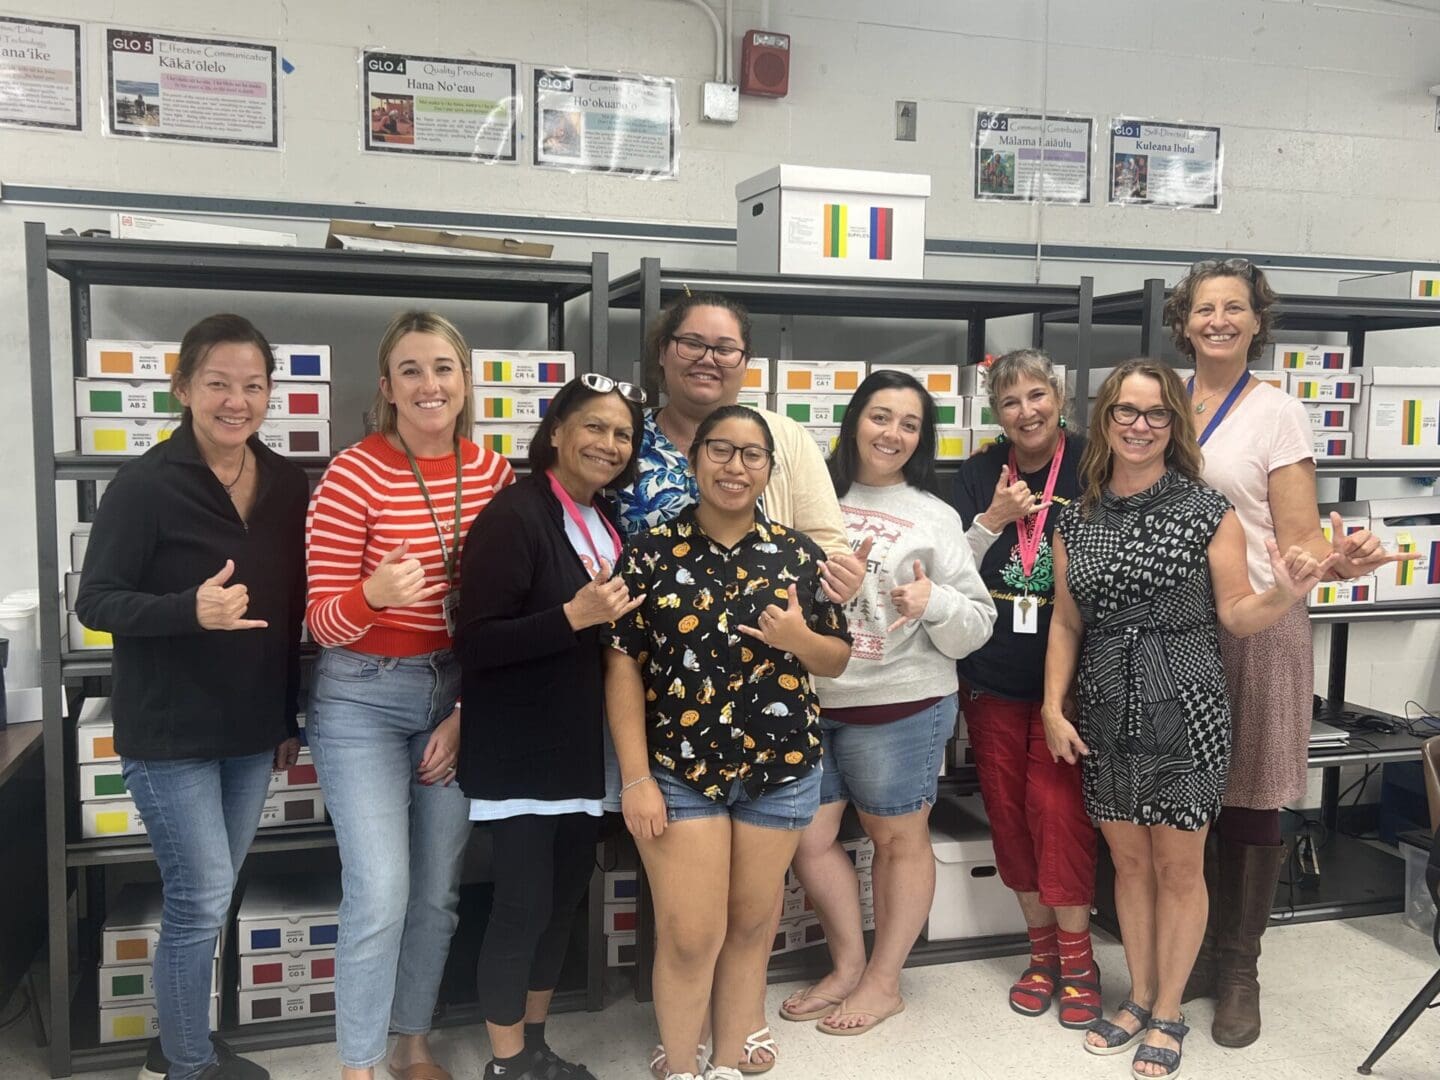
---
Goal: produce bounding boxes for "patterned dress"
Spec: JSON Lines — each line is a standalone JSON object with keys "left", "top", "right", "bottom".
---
{"left": 1056, "top": 470, "right": 1233, "bottom": 831}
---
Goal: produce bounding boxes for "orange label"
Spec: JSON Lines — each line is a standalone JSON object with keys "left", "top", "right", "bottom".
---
{"left": 164, "top": 351, "right": 179, "bottom": 373}
{"left": 94, "top": 736, "right": 116, "bottom": 759}
{"left": 925, "top": 374, "right": 950, "bottom": 392}
{"left": 785, "top": 372, "right": 812, "bottom": 390}
{"left": 742, "top": 368, "right": 763, "bottom": 388}
{"left": 115, "top": 938, "right": 150, "bottom": 961}
{"left": 835, "top": 372, "right": 859, "bottom": 390}
{"left": 99, "top": 351, "right": 133, "bottom": 374}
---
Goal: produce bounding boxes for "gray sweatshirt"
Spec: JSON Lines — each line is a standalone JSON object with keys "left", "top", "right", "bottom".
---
{"left": 813, "top": 481, "right": 997, "bottom": 709}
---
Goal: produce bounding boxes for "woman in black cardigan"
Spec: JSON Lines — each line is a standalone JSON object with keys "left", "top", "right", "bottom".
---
{"left": 456, "top": 374, "right": 647, "bottom": 1080}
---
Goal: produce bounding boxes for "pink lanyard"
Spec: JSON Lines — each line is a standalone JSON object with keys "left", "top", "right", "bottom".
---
{"left": 1009, "top": 433, "right": 1065, "bottom": 580}
{"left": 547, "top": 471, "right": 622, "bottom": 568}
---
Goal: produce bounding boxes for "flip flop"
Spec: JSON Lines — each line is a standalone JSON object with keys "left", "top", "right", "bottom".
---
{"left": 779, "top": 985, "right": 844, "bottom": 1022}
{"left": 736, "top": 1026, "right": 778, "bottom": 1075}
{"left": 816, "top": 998, "right": 906, "bottom": 1037}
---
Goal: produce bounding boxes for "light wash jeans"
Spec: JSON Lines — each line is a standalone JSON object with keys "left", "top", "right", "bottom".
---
{"left": 123, "top": 751, "right": 273, "bottom": 1080}
{"left": 307, "top": 646, "right": 470, "bottom": 1070}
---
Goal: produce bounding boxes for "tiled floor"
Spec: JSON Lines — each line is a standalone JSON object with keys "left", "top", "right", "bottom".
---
{"left": 3, "top": 914, "right": 1436, "bottom": 1079}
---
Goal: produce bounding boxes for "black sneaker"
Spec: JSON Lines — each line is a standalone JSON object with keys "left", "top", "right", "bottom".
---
{"left": 529, "top": 1045, "right": 599, "bottom": 1080}
{"left": 137, "top": 1035, "right": 269, "bottom": 1080}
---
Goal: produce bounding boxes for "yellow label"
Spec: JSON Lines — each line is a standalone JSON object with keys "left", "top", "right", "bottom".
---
{"left": 92, "top": 429, "right": 129, "bottom": 452}
{"left": 112, "top": 1014, "right": 147, "bottom": 1038}
{"left": 95, "top": 810, "right": 131, "bottom": 834}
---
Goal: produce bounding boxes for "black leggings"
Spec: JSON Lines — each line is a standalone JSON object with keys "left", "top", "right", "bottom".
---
{"left": 476, "top": 812, "right": 600, "bottom": 1025}
{"left": 1216, "top": 806, "right": 1282, "bottom": 846}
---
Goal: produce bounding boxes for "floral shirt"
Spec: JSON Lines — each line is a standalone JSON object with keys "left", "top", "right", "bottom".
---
{"left": 609, "top": 506, "right": 851, "bottom": 800}
{"left": 613, "top": 411, "right": 697, "bottom": 537}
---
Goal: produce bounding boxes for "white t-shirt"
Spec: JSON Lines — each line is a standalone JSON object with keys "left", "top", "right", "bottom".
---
{"left": 1199, "top": 381, "right": 1314, "bottom": 593}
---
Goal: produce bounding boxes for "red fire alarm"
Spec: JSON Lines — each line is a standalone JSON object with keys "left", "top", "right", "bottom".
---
{"left": 740, "top": 30, "right": 791, "bottom": 98}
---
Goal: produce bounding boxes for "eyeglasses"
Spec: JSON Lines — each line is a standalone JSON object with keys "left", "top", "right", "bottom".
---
{"left": 1189, "top": 257, "right": 1255, "bottom": 280}
{"left": 702, "top": 438, "right": 773, "bottom": 470}
{"left": 1107, "top": 404, "right": 1175, "bottom": 429}
{"left": 669, "top": 335, "right": 748, "bottom": 368}
{"left": 579, "top": 372, "right": 648, "bottom": 404}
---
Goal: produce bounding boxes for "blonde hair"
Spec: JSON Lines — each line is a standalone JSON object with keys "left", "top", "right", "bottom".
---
{"left": 1078, "top": 359, "right": 1204, "bottom": 514}
{"left": 373, "top": 311, "right": 474, "bottom": 438}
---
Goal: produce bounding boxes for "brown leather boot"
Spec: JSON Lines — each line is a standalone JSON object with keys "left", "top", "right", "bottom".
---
{"left": 1212, "top": 839, "right": 1287, "bottom": 1048}
{"left": 1182, "top": 831, "right": 1220, "bottom": 1003}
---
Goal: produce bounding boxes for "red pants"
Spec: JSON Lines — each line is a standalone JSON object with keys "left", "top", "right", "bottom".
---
{"left": 962, "top": 689, "right": 1097, "bottom": 909}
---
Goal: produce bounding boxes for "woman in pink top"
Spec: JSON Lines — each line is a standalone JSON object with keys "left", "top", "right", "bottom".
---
{"left": 1162, "top": 261, "right": 1409, "bottom": 1049}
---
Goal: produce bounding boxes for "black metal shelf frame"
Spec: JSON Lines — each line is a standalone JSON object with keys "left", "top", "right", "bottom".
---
{"left": 25, "top": 224, "right": 613, "bottom": 1076}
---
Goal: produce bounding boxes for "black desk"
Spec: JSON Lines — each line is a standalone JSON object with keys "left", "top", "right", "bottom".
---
{"left": 0, "top": 723, "right": 45, "bottom": 1014}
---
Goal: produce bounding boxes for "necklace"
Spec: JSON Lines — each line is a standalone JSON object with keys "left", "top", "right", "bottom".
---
{"left": 1193, "top": 388, "right": 1224, "bottom": 415}
{"left": 219, "top": 448, "right": 247, "bottom": 494}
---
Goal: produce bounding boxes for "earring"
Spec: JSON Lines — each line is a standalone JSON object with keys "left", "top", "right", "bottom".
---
{"left": 1058, "top": 416, "right": 1068, "bottom": 429}
{"left": 994, "top": 432, "right": 1008, "bottom": 444}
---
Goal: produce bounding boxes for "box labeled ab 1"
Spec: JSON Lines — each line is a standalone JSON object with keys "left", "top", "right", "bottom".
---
{"left": 85, "top": 340, "right": 180, "bottom": 379}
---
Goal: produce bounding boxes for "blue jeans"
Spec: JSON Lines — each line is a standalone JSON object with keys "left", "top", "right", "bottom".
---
{"left": 122, "top": 752, "right": 273, "bottom": 1080}
{"left": 652, "top": 764, "right": 823, "bottom": 830}
{"left": 819, "top": 694, "right": 958, "bottom": 816}
{"left": 308, "top": 647, "right": 470, "bottom": 1070}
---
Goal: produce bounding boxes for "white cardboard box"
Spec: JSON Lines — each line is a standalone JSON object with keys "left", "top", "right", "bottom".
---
{"left": 869, "top": 363, "right": 961, "bottom": 397}
{"left": 81, "top": 798, "right": 146, "bottom": 839}
{"left": 1368, "top": 497, "right": 1440, "bottom": 601}
{"left": 1305, "top": 403, "right": 1353, "bottom": 432}
{"left": 271, "top": 345, "right": 331, "bottom": 382}
{"left": 774, "top": 394, "right": 850, "bottom": 425}
{"left": 255, "top": 788, "right": 327, "bottom": 829}
{"left": 1271, "top": 343, "right": 1351, "bottom": 372}
{"left": 936, "top": 426, "right": 968, "bottom": 461}
{"left": 1252, "top": 370, "right": 1287, "bottom": 392}
{"left": 268, "top": 749, "right": 319, "bottom": 793}
{"left": 68, "top": 612, "right": 113, "bottom": 651}
{"left": 257, "top": 420, "right": 330, "bottom": 457}
{"left": 100, "top": 995, "right": 216, "bottom": 1044}
{"left": 1358, "top": 366, "right": 1440, "bottom": 460}
{"left": 65, "top": 571, "right": 81, "bottom": 611}
{"left": 471, "top": 422, "right": 540, "bottom": 457}
{"left": 99, "top": 959, "right": 218, "bottom": 1005}
{"left": 102, "top": 885, "right": 162, "bottom": 965}
{"left": 1338, "top": 270, "right": 1440, "bottom": 301}
{"left": 603, "top": 903, "right": 637, "bottom": 935}
{"left": 1288, "top": 371, "right": 1362, "bottom": 404}
{"left": 735, "top": 165, "right": 930, "bottom": 280}
{"left": 239, "top": 949, "right": 336, "bottom": 990}
{"left": 923, "top": 799, "right": 1028, "bottom": 941}
{"left": 74, "top": 379, "right": 177, "bottom": 418}
{"left": 603, "top": 870, "right": 638, "bottom": 904}
{"left": 71, "top": 524, "right": 90, "bottom": 569}
{"left": 801, "top": 424, "right": 840, "bottom": 459}
{"left": 1310, "top": 575, "right": 1377, "bottom": 608}
{"left": 965, "top": 397, "right": 995, "bottom": 428}
{"left": 606, "top": 931, "right": 636, "bottom": 968}
{"left": 79, "top": 762, "right": 127, "bottom": 802}
{"left": 112, "top": 212, "right": 297, "bottom": 246}
{"left": 237, "top": 875, "right": 342, "bottom": 954}
{"left": 929, "top": 396, "right": 966, "bottom": 427}
{"left": 1319, "top": 503, "right": 1369, "bottom": 545}
{"left": 238, "top": 984, "right": 337, "bottom": 1025}
{"left": 79, "top": 417, "right": 176, "bottom": 456}
{"left": 471, "top": 351, "right": 574, "bottom": 387}
{"left": 473, "top": 386, "right": 558, "bottom": 423}
{"left": 775, "top": 360, "right": 867, "bottom": 395}
{"left": 1312, "top": 431, "right": 1353, "bottom": 460}
{"left": 970, "top": 426, "right": 1004, "bottom": 455}
{"left": 77, "top": 699, "right": 117, "bottom": 764}
{"left": 268, "top": 383, "right": 331, "bottom": 420}
{"left": 741, "top": 358, "right": 772, "bottom": 394}
{"left": 85, "top": 340, "right": 180, "bottom": 379}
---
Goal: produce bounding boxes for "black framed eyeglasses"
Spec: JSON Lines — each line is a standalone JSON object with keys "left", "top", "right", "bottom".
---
{"left": 1107, "top": 403, "right": 1175, "bottom": 429}
{"left": 579, "top": 372, "right": 648, "bottom": 404}
{"left": 669, "top": 335, "right": 748, "bottom": 368}
{"left": 1190, "top": 257, "right": 1255, "bottom": 279}
{"left": 702, "top": 438, "right": 772, "bottom": 470}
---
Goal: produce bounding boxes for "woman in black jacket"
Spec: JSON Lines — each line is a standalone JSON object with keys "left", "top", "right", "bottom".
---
{"left": 455, "top": 374, "right": 647, "bottom": 1080}
{"left": 76, "top": 313, "right": 307, "bottom": 1080}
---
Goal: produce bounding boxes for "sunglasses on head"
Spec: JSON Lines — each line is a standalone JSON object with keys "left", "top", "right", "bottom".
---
{"left": 1189, "top": 257, "right": 1255, "bottom": 280}
{"left": 579, "top": 372, "right": 648, "bottom": 405}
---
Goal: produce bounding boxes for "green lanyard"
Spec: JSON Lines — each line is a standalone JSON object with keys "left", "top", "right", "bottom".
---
{"left": 397, "top": 435, "right": 464, "bottom": 587}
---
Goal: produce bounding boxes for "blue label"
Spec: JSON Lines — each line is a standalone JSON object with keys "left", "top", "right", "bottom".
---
{"left": 311, "top": 922, "right": 339, "bottom": 945}
{"left": 288, "top": 353, "right": 322, "bottom": 377}
{"left": 250, "top": 928, "right": 281, "bottom": 950}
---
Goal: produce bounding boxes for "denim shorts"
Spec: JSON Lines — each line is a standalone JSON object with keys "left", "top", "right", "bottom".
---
{"left": 819, "top": 693, "right": 958, "bottom": 817}
{"left": 652, "top": 762, "right": 822, "bottom": 831}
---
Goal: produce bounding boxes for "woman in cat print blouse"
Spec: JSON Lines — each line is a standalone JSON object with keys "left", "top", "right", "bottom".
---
{"left": 606, "top": 405, "right": 851, "bottom": 1080}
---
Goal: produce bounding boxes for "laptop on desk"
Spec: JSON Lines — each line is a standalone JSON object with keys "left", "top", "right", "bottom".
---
{"left": 1309, "top": 719, "right": 1351, "bottom": 748}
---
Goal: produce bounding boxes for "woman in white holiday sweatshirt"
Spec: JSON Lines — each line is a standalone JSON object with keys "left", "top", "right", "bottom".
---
{"left": 780, "top": 371, "right": 996, "bottom": 1037}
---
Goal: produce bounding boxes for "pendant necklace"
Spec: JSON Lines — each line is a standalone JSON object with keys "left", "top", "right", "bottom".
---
{"left": 220, "top": 449, "right": 247, "bottom": 494}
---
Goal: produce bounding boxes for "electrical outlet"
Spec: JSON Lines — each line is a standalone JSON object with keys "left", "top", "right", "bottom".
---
{"left": 703, "top": 82, "right": 739, "bottom": 123}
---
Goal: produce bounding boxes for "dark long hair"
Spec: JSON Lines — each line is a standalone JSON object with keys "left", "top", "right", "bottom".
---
{"left": 528, "top": 376, "right": 645, "bottom": 490}
{"left": 828, "top": 370, "right": 940, "bottom": 498}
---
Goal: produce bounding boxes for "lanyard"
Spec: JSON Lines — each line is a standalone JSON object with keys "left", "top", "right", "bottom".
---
{"left": 398, "top": 436, "right": 464, "bottom": 587}
{"left": 1009, "top": 433, "right": 1065, "bottom": 580}
{"left": 1187, "top": 371, "right": 1251, "bottom": 447}
{"left": 548, "top": 471, "right": 623, "bottom": 568}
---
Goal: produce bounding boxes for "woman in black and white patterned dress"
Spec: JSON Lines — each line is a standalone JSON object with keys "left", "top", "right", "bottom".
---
{"left": 1039, "top": 360, "right": 1332, "bottom": 1080}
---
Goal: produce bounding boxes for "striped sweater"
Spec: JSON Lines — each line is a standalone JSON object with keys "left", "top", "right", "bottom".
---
{"left": 305, "top": 433, "right": 514, "bottom": 656}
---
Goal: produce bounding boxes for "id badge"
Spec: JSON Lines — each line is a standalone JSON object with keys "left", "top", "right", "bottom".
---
{"left": 443, "top": 590, "right": 459, "bottom": 636}
{"left": 1013, "top": 594, "right": 1038, "bottom": 635}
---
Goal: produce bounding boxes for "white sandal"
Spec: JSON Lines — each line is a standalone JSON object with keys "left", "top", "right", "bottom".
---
{"left": 650, "top": 1043, "right": 710, "bottom": 1080}
{"left": 736, "top": 1027, "right": 778, "bottom": 1075}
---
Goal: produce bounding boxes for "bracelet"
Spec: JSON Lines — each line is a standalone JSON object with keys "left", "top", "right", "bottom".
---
{"left": 620, "top": 775, "right": 655, "bottom": 795}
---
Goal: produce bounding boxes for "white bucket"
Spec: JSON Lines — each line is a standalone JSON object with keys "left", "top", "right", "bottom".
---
{"left": 0, "top": 590, "right": 41, "bottom": 689}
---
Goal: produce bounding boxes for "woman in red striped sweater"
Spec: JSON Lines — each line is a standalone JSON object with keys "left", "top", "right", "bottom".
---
{"left": 305, "top": 311, "right": 513, "bottom": 1080}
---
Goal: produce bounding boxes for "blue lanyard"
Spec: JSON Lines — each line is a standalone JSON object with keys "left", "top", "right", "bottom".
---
{"left": 1187, "top": 372, "right": 1251, "bottom": 447}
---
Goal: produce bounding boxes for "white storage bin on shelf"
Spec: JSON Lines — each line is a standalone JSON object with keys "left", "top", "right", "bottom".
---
{"left": 922, "top": 797, "right": 1026, "bottom": 942}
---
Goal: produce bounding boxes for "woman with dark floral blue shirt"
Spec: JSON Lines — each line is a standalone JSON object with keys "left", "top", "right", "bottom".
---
{"left": 606, "top": 406, "right": 851, "bottom": 1080}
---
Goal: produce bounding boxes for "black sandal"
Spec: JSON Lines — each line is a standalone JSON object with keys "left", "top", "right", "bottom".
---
{"left": 1008, "top": 963, "right": 1059, "bottom": 1016}
{"left": 1083, "top": 998, "right": 1152, "bottom": 1056}
{"left": 1130, "top": 1016, "right": 1189, "bottom": 1079}
{"left": 1056, "top": 961, "right": 1103, "bottom": 1030}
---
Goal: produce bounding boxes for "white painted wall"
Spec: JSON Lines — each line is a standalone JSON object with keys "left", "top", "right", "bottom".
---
{"left": 4, "top": 0, "right": 1440, "bottom": 752}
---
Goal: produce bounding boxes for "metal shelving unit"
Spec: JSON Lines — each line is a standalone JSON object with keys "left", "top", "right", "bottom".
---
{"left": 608, "top": 259, "right": 1097, "bottom": 1002}
{"left": 24, "top": 223, "right": 612, "bottom": 1076}
{"left": 1046, "top": 277, "right": 1440, "bottom": 922}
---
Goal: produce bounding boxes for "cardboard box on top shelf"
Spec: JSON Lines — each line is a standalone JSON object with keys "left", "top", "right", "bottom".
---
{"left": 326, "top": 219, "right": 553, "bottom": 259}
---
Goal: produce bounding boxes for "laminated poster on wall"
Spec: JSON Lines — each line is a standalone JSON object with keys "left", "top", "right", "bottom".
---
{"left": 1107, "top": 117, "right": 1221, "bottom": 211}
{"left": 973, "top": 109, "right": 1093, "bottom": 204}
{"left": 360, "top": 49, "right": 517, "bottom": 162}
{"left": 531, "top": 66, "right": 678, "bottom": 179}
{"left": 102, "top": 25, "right": 280, "bottom": 149}
{"left": 0, "top": 16, "right": 82, "bottom": 132}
